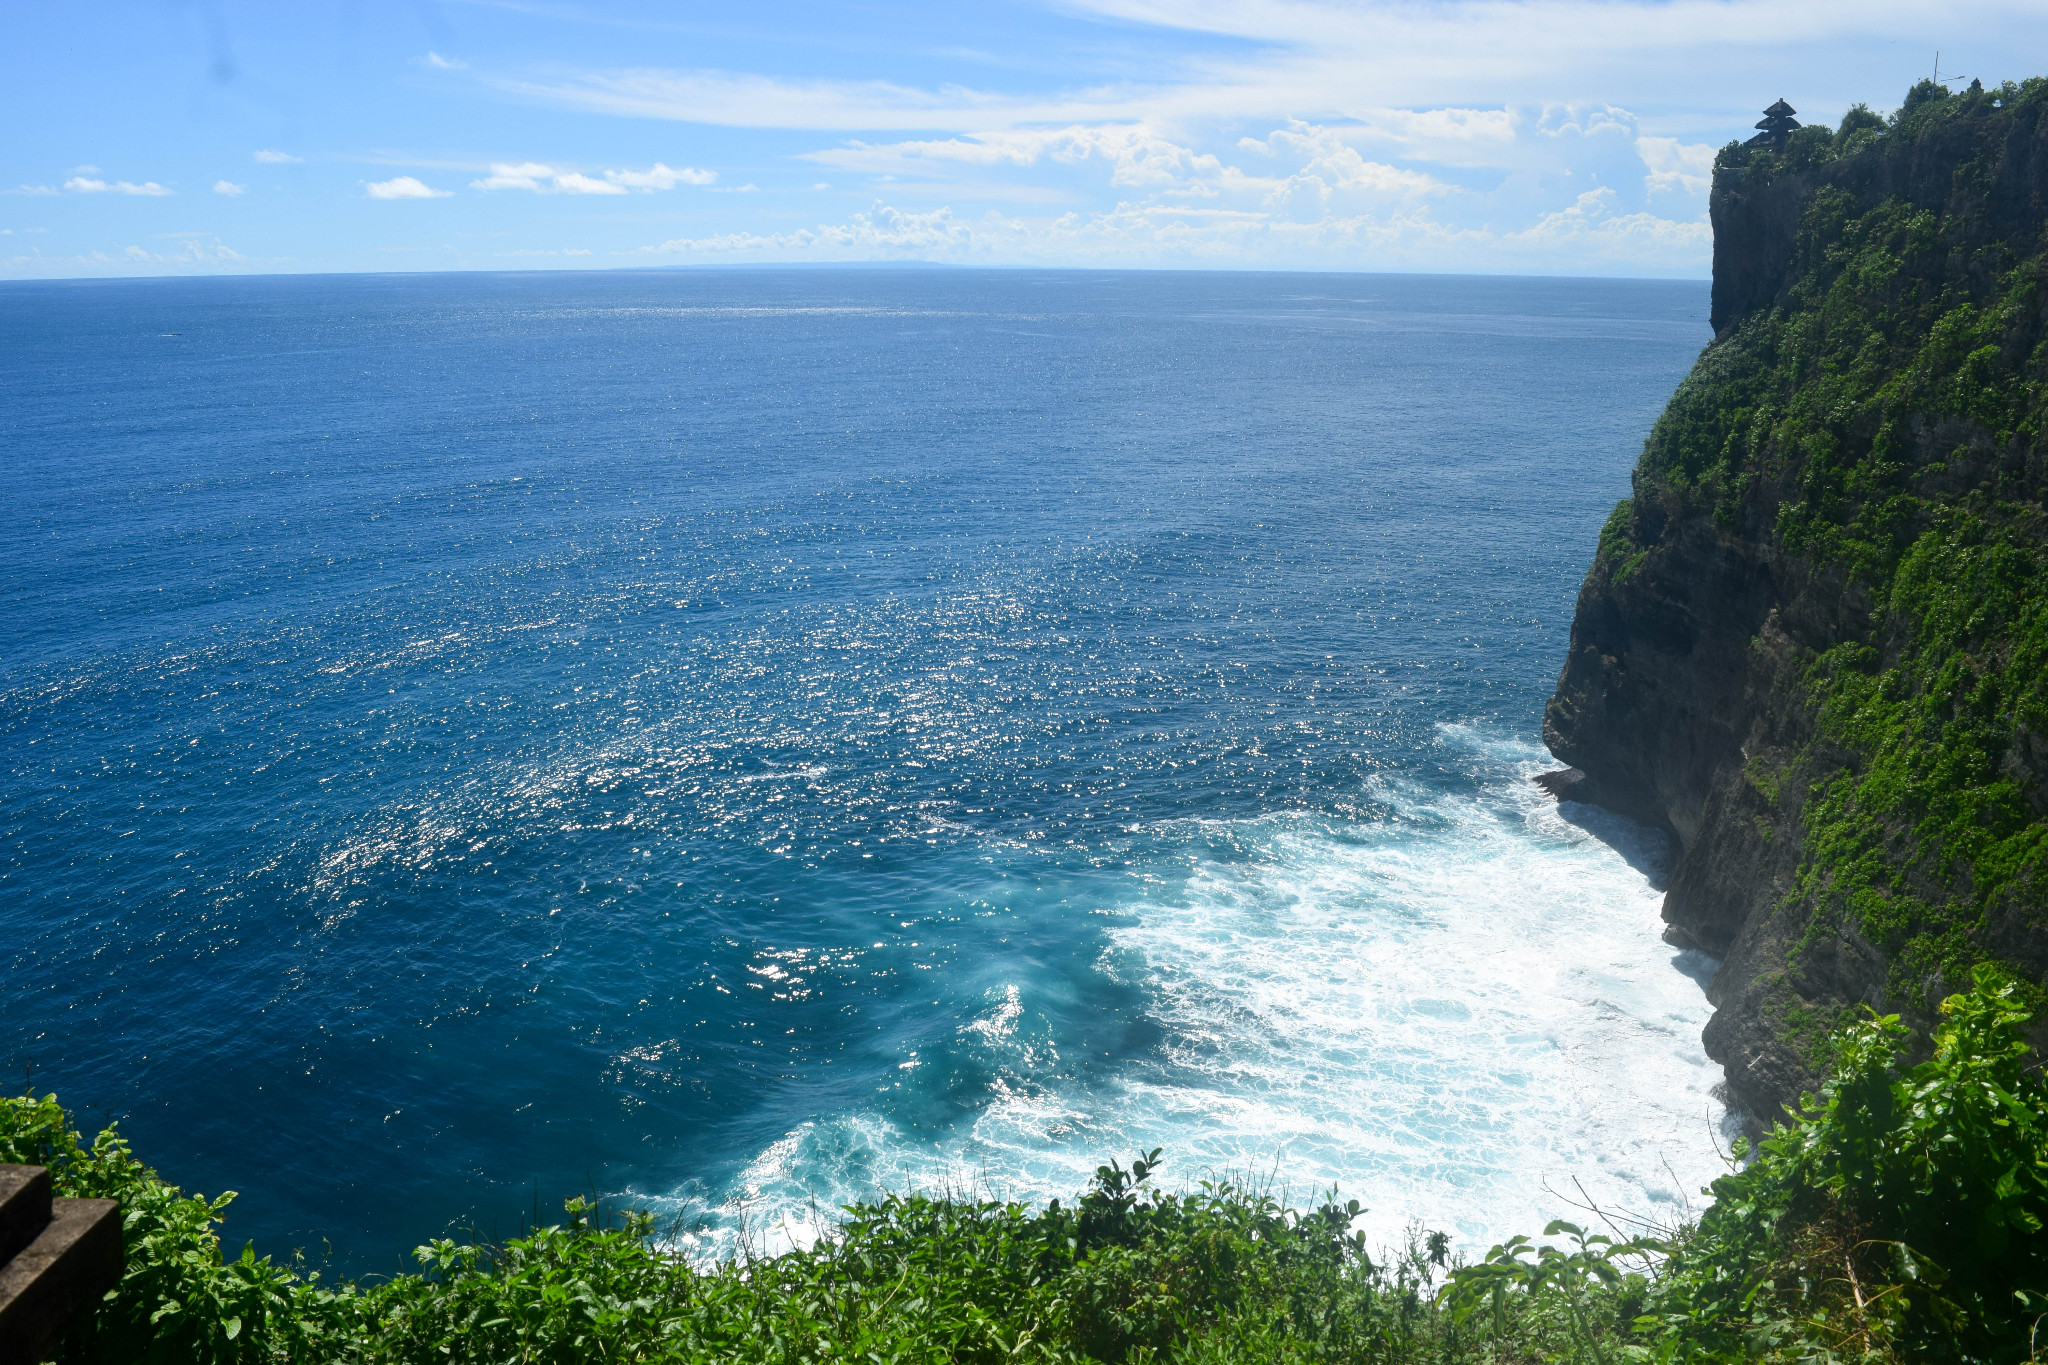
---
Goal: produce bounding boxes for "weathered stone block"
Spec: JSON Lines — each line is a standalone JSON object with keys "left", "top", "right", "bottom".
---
{"left": 0, "top": 1165, "right": 123, "bottom": 1365}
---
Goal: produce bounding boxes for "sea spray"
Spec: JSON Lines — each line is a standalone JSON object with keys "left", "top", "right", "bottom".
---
{"left": 665, "top": 726, "right": 1732, "bottom": 1261}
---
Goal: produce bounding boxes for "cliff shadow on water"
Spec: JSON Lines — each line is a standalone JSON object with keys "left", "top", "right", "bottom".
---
{"left": 1546, "top": 77, "right": 2048, "bottom": 1120}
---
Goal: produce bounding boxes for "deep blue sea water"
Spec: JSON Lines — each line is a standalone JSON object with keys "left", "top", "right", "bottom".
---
{"left": 0, "top": 268, "right": 1724, "bottom": 1271}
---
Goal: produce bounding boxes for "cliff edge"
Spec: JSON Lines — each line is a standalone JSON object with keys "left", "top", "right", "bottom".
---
{"left": 1546, "top": 78, "right": 2048, "bottom": 1119}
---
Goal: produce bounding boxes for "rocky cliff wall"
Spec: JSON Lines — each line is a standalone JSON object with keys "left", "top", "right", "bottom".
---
{"left": 1546, "top": 80, "right": 2048, "bottom": 1119}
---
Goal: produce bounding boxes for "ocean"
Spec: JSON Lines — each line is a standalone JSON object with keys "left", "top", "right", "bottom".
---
{"left": 0, "top": 267, "right": 1727, "bottom": 1272}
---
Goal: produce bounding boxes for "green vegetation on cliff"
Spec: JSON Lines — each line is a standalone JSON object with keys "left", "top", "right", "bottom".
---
{"left": 1604, "top": 76, "right": 2048, "bottom": 1003}
{"left": 9, "top": 972, "right": 2047, "bottom": 1363}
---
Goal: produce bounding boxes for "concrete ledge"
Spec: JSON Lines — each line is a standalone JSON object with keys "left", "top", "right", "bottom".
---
{"left": 0, "top": 1170, "right": 50, "bottom": 1270}
{"left": 0, "top": 1198, "right": 124, "bottom": 1365}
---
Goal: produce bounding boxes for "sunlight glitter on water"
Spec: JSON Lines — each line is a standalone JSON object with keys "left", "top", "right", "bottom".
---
{"left": 2, "top": 269, "right": 1715, "bottom": 1269}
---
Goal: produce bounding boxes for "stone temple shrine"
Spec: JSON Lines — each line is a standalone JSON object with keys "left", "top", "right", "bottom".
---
{"left": 1745, "top": 99, "right": 1801, "bottom": 152}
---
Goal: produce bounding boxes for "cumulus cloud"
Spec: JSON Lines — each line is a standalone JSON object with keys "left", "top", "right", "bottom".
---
{"left": 365, "top": 176, "right": 450, "bottom": 199}
{"left": 471, "top": 161, "right": 716, "bottom": 193}
{"left": 1637, "top": 136, "right": 1717, "bottom": 196}
{"left": 551, "top": 171, "right": 627, "bottom": 194}
{"left": 1501, "top": 186, "right": 1711, "bottom": 261}
{"left": 65, "top": 177, "right": 174, "bottom": 196}
{"left": 1242, "top": 122, "right": 1448, "bottom": 201}
{"left": 471, "top": 162, "right": 555, "bottom": 191}
{"left": 757, "top": 112, "right": 1718, "bottom": 271}
{"left": 1535, "top": 103, "right": 1636, "bottom": 140}
{"left": 811, "top": 126, "right": 1230, "bottom": 189}
{"left": 811, "top": 120, "right": 1443, "bottom": 212}
{"left": 606, "top": 162, "right": 717, "bottom": 190}
{"left": 1340, "top": 107, "right": 1520, "bottom": 168}
{"left": 213, "top": 180, "right": 246, "bottom": 196}
{"left": 254, "top": 149, "right": 302, "bottom": 164}
{"left": 421, "top": 0, "right": 2031, "bottom": 280}
{"left": 806, "top": 125, "right": 1318, "bottom": 208}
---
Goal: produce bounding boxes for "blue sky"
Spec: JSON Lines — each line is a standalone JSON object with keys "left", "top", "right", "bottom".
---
{"left": 5, "top": 1, "right": 2042, "bottom": 279}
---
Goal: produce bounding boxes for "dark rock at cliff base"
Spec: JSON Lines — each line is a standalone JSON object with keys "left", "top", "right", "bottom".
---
{"left": 1531, "top": 768, "right": 1586, "bottom": 800}
{"left": 1546, "top": 82, "right": 2048, "bottom": 1121}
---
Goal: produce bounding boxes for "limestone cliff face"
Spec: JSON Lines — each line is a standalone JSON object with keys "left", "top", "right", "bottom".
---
{"left": 1545, "top": 83, "right": 2048, "bottom": 1120}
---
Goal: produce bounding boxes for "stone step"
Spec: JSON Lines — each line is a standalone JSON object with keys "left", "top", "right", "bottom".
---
{"left": 0, "top": 1173, "right": 122, "bottom": 1365}
{"left": 0, "top": 1170, "right": 49, "bottom": 1270}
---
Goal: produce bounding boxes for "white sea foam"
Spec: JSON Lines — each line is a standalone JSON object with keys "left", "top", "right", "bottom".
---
{"left": 674, "top": 726, "right": 1732, "bottom": 1263}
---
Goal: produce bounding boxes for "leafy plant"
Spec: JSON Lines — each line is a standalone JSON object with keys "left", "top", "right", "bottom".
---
{"left": 1442, "top": 1221, "right": 1662, "bottom": 1365}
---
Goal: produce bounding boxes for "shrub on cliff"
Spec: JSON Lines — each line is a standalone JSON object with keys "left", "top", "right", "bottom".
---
{"left": 1640, "top": 966, "right": 2048, "bottom": 1362}
{"left": 1434, "top": 968, "right": 2048, "bottom": 1363}
{"left": 1, "top": 1095, "right": 1538, "bottom": 1364}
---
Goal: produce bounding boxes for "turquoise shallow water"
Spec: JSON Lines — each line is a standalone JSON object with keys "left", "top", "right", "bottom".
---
{"left": 0, "top": 268, "right": 1723, "bottom": 1270}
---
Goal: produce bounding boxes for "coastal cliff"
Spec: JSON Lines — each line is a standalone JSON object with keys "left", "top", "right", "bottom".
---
{"left": 1546, "top": 78, "right": 2048, "bottom": 1119}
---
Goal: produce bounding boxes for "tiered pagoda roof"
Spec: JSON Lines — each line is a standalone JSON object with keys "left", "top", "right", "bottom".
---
{"left": 1744, "top": 98, "right": 1801, "bottom": 151}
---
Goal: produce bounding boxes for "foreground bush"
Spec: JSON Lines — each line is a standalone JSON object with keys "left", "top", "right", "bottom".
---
{"left": 6, "top": 970, "right": 2046, "bottom": 1362}
{"left": 1641, "top": 965, "right": 2048, "bottom": 1362}
{"left": 0, "top": 1105, "right": 1529, "bottom": 1364}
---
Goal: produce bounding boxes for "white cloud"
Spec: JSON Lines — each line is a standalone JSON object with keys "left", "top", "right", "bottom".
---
{"left": 386, "top": 0, "right": 2045, "bottom": 280}
{"left": 470, "top": 161, "right": 716, "bottom": 193}
{"left": 605, "top": 162, "right": 716, "bottom": 190}
{"left": 65, "top": 177, "right": 174, "bottom": 196}
{"left": 213, "top": 180, "right": 246, "bottom": 196}
{"left": 254, "top": 149, "right": 302, "bottom": 164}
{"left": 1637, "top": 136, "right": 1716, "bottom": 196}
{"left": 484, "top": 68, "right": 1024, "bottom": 132}
{"left": 479, "top": 0, "right": 2035, "bottom": 137}
{"left": 809, "top": 120, "right": 1444, "bottom": 214}
{"left": 71, "top": 164, "right": 100, "bottom": 175}
{"left": 121, "top": 237, "right": 245, "bottom": 265}
{"left": 1536, "top": 103, "right": 1636, "bottom": 140}
{"left": 807, "top": 126, "right": 1245, "bottom": 196}
{"left": 1501, "top": 186, "right": 1711, "bottom": 261}
{"left": 10, "top": 185, "right": 60, "bottom": 197}
{"left": 634, "top": 189, "right": 1709, "bottom": 275}
{"left": 760, "top": 113, "right": 1718, "bottom": 271}
{"left": 1242, "top": 122, "right": 1449, "bottom": 199}
{"left": 551, "top": 171, "right": 628, "bottom": 195}
{"left": 471, "top": 162, "right": 552, "bottom": 191}
{"left": 645, "top": 202, "right": 983, "bottom": 257}
{"left": 365, "top": 176, "right": 450, "bottom": 199}
{"left": 1053, "top": 0, "right": 2036, "bottom": 113}
{"left": 1339, "top": 108, "right": 1520, "bottom": 167}
{"left": 425, "top": 52, "right": 468, "bottom": 70}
